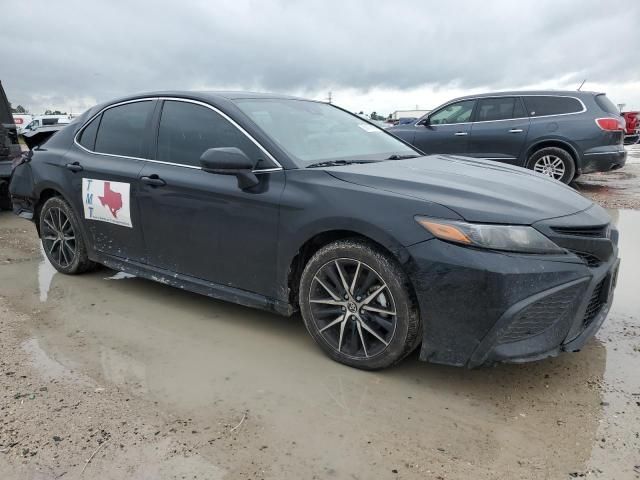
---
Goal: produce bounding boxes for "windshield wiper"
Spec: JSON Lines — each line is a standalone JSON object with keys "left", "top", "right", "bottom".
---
{"left": 386, "top": 154, "right": 421, "bottom": 160}
{"left": 306, "top": 160, "right": 378, "bottom": 168}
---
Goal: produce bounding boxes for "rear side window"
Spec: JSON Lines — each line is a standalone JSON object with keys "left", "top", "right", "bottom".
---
{"left": 78, "top": 115, "right": 101, "bottom": 150}
{"left": 156, "top": 100, "right": 264, "bottom": 168}
{"left": 594, "top": 94, "right": 619, "bottom": 115}
{"left": 523, "top": 96, "right": 583, "bottom": 117}
{"left": 94, "top": 101, "right": 153, "bottom": 157}
{"left": 475, "top": 97, "right": 524, "bottom": 121}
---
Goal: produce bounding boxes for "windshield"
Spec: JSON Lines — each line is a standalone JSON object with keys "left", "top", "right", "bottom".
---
{"left": 234, "top": 99, "right": 417, "bottom": 167}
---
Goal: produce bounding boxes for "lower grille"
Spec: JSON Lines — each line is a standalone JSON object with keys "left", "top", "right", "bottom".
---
{"left": 498, "top": 284, "right": 582, "bottom": 344}
{"left": 569, "top": 250, "right": 602, "bottom": 268}
{"left": 583, "top": 279, "right": 606, "bottom": 327}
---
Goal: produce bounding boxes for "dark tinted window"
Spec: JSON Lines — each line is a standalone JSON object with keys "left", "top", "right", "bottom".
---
{"left": 475, "top": 97, "right": 522, "bottom": 122}
{"left": 78, "top": 114, "right": 101, "bottom": 150}
{"left": 94, "top": 101, "right": 153, "bottom": 157}
{"left": 523, "top": 96, "right": 583, "bottom": 116}
{"left": 594, "top": 94, "right": 619, "bottom": 114}
{"left": 429, "top": 100, "right": 475, "bottom": 125}
{"left": 157, "top": 101, "right": 265, "bottom": 168}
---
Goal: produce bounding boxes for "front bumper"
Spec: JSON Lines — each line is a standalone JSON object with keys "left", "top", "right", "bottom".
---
{"left": 406, "top": 239, "right": 619, "bottom": 368}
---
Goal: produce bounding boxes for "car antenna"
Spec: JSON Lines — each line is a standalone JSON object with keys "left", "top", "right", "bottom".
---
{"left": 577, "top": 79, "right": 586, "bottom": 91}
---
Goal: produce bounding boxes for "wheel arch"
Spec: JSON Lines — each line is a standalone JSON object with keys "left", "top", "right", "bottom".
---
{"left": 525, "top": 138, "right": 580, "bottom": 168}
{"left": 285, "top": 227, "right": 414, "bottom": 311}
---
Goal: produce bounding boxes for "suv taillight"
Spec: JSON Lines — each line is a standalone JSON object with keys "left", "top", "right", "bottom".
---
{"left": 595, "top": 117, "right": 624, "bottom": 131}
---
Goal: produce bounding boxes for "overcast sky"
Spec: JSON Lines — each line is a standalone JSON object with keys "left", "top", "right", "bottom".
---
{"left": 2, "top": 0, "right": 639, "bottom": 115}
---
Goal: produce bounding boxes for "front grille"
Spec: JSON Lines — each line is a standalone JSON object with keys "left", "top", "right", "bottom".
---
{"left": 551, "top": 225, "right": 609, "bottom": 238}
{"left": 568, "top": 250, "right": 602, "bottom": 268}
{"left": 583, "top": 279, "right": 606, "bottom": 327}
{"left": 498, "top": 284, "right": 582, "bottom": 344}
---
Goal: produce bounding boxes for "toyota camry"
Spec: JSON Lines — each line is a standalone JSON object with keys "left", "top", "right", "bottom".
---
{"left": 9, "top": 91, "right": 620, "bottom": 369}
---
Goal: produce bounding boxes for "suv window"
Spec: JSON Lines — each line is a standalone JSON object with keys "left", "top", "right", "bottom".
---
{"left": 78, "top": 114, "right": 101, "bottom": 150}
{"left": 523, "top": 96, "right": 583, "bottom": 117}
{"left": 157, "top": 100, "right": 265, "bottom": 168}
{"left": 475, "top": 97, "right": 524, "bottom": 122}
{"left": 594, "top": 94, "right": 619, "bottom": 115}
{"left": 429, "top": 100, "right": 475, "bottom": 125}
{"left": 94, "top": 101, "right": 153, "bottom": 158}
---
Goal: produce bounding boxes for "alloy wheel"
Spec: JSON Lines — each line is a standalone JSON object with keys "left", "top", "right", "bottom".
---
{"left": 533, "top": 155, "right": 566, "bottom": 180}
{"left": 308, "top": 258, "right": 397, "bottom": 359}
{"left": 42, "top": 206, "right": 77, "bottom": 268}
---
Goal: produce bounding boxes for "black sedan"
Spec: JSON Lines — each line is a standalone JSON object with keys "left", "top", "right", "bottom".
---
{"left": 9, "top": 91, "right": 620, "bottom": 369}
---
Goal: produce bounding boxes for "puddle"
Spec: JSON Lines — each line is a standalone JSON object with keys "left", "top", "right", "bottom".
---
{"left": 37, "top": 243, "right": 57, "bottom": 302}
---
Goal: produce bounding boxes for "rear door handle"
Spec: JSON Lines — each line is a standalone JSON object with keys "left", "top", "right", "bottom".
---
{"left": 454, "top": 132, "right": 468, "bottom": 136}
{"left": 65, "top": 162, "right": 83, "bottom": 172}
{"left": 140, "top": 174, "right": 166, "bottom": 187}
{"left": 509, "top": 129, "right": 523, "bottom": 133}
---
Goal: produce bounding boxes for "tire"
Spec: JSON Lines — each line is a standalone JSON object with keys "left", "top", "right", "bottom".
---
{"left": 299, "top": 239, "right": 421, "bottom": 370}
{"left": 527, "top": 147, "right": 576, "bottom": 184}
{"left": 39, "top": 196, "right": 96, "bottom": 274}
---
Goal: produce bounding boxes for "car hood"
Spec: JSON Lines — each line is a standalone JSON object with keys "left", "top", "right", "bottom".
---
{"left": 326, "top": 155, "right": 593, "bottom": 224}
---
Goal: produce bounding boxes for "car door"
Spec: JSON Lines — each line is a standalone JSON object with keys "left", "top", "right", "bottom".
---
{"left": 136, "top": 99, "right": 285, "bottom": 298}
{"left": 412, "top": 99, "right": 475, "bottom": 154}
{"left": 467, "top": 96, "right": 530, "bottom": 166}
{"left": 65, "top": 99, "right": 155, "bottom": 260}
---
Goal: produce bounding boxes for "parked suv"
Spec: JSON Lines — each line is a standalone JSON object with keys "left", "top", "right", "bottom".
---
{"left": 0, "top": 81, "right": 21, "bottom": 209}
{"left": 389, "top": 91, "right": 627, "bottom": 184}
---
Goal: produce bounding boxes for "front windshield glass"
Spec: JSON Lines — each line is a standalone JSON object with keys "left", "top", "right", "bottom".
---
{"left": 234, "top": 99, "right": 417, "bottom": 166}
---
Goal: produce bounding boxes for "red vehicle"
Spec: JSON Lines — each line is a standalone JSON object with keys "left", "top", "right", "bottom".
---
{"left": 622, "top": 111, "right": 639, "bottom": 144}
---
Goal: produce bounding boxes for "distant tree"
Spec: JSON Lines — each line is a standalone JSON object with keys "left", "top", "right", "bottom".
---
{"left": 11, "top": 104, "right": 27, "bottom": 114}
{"left": 370, "top": 111, "right": 380, "bottom": 121}
{"left": 358, "top": 111, "right": 364, "bottom": 115}
{"left": 44, "top": 109, "right": 67, "bottom": 115}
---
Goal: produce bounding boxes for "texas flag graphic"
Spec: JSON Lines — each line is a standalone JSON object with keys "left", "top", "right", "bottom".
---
{"left": 82, "top": 179, "right": 132, "bottom": 228}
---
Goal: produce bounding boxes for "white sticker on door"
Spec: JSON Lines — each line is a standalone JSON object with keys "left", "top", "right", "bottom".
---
{"left": 82, "top": 179, "right": 133, "bottom": 228}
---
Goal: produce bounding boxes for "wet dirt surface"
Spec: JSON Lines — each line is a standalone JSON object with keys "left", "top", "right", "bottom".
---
{"left": 0, "top": 206, "right": 639, "bottom": 478}
{"left": 575, "top": 145, "right": 640, "bottom": 209}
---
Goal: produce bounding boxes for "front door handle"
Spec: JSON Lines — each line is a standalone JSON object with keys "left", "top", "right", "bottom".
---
{"left": 454, "top": 132, "right": 468, "bottom": 136}
{"left": 509, "top": 128, "right": 523, "bottom": 133}
{"left": 65, "top": 162, "right": 83, "bottom": 172}
{"left": 140, "top": 174, "right": 166, "bottom": 187}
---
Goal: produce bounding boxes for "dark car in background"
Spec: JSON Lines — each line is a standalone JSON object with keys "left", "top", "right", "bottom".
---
{"left": 389, "top": 91, "right": 627, "bottom": 184}
{"left": 10, "top": 91, "right": 620, "bottom": 370}
{"left": 0, "top": 81, "right": 21, "bottom": 209}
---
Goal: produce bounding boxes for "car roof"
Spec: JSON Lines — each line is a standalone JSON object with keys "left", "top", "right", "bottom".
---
{"left": 98, "top": 90, "right": 312, "bottom": 106}
{"left": 451, "top": 90, "right": 602, "bottom": 102}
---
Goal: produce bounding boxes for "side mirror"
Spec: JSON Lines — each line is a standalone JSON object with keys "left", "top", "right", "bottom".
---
{"left": 418, "top": 117, "right": 430, "bottom": 127}
{"left": 199, "top": 147, "right": 259, "bottom": 190}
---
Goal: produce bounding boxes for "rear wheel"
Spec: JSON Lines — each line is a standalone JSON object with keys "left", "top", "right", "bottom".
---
{"left": 299, "top": 239, "right": 421, "bottom": 370}
{"left": 39, "top": 196, "right": 95, "bottom": 274}
{"left": 527, "top": 147, "right": 575, "bottom": 184}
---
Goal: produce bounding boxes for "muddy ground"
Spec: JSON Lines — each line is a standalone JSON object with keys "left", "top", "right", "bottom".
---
{"left": 1, "top": 155, "right": 639, "bottom": 479}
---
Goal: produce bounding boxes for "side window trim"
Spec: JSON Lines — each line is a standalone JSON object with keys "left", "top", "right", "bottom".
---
{"left": 74, "top": 97, "right": 283, "bottom": 173}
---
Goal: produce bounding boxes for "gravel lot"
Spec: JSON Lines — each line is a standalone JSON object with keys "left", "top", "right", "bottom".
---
{"left": 0, "top": 160, "right": 639, "bottom": 479}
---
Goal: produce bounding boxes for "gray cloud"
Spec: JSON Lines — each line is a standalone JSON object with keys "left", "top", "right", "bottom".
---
{"left": 1, "top": 0, "right": 638, "bottom": 112}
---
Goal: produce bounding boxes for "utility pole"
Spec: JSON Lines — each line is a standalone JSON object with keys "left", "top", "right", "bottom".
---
{"left": 327, "top": 91, "right": 332, "bottom": 104}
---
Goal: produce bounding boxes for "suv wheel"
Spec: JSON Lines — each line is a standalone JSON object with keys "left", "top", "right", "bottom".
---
{"left": 527, "top": 147, "right": 576, "bottom": 184}
{"left": 299, "top": 239, "right": 421, "bottom": 370}
{"left": 39, "top": 196, "right": 95, "bottom": 274}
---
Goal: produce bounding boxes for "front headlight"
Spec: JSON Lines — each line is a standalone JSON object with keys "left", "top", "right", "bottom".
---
{"left": 415, "top": 216, "right": 564, "bottom": 254}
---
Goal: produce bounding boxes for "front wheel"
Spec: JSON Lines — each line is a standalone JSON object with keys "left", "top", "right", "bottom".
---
{"left": 39, "top": 196, "right": 95, "bottom": 274}
{"left": 299, "top": 239, "right": 421, "bottom": 370}
{"left": 527, "top": 147, "right": 576, "bottom": 184}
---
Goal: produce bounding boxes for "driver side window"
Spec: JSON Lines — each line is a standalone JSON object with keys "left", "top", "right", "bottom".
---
{"left": 429, "top": 100, "right": 475, "bottom": 125}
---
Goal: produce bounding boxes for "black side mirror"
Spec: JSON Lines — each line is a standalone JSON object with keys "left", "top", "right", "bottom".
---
{"left": 418, "top": 117, "right": 430, "bottom": 127}
{"left": 199, "top": 147, "right": 259, "bottom": 190}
